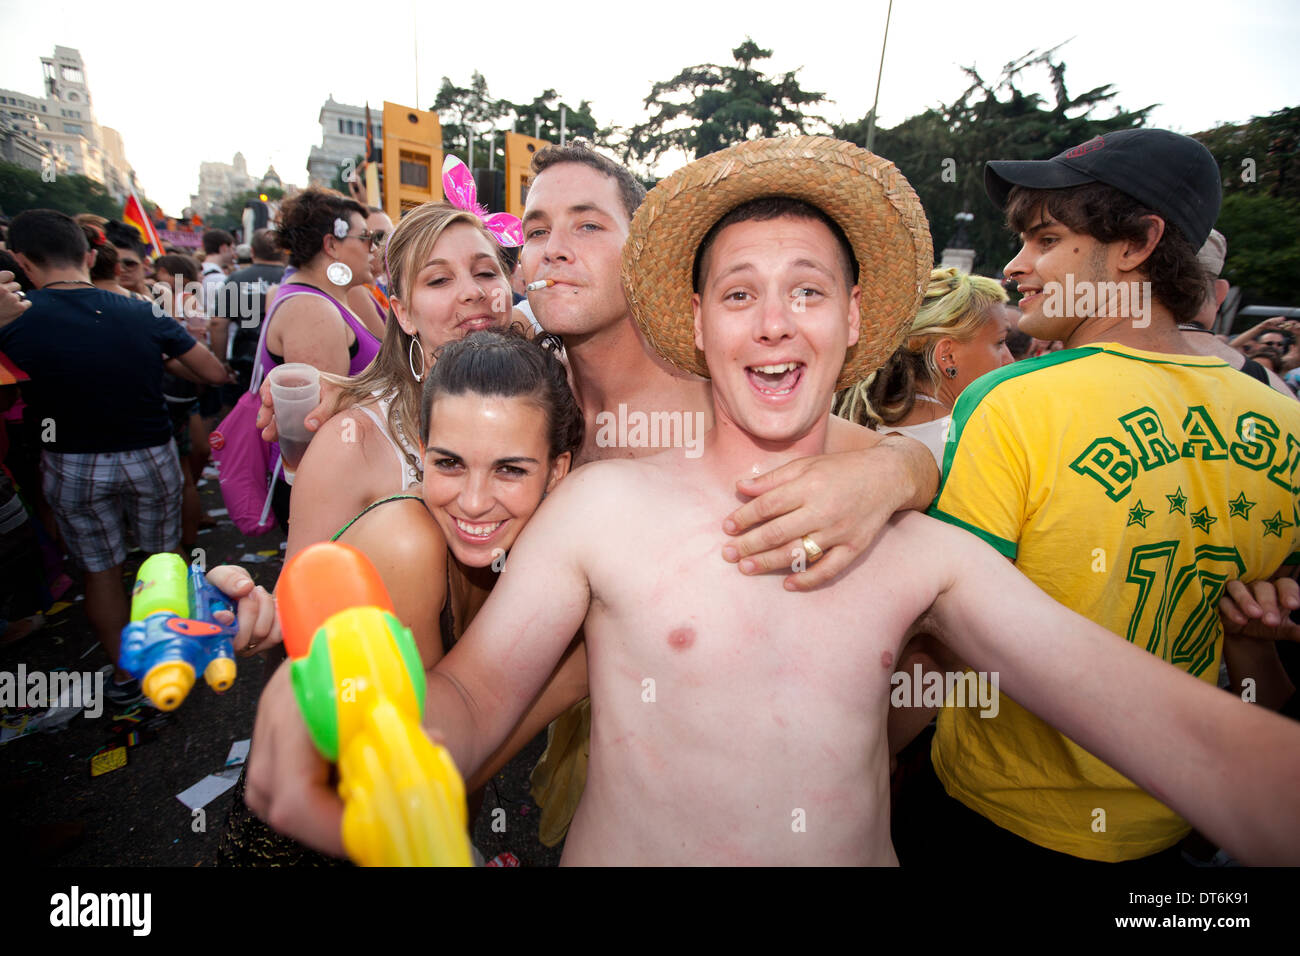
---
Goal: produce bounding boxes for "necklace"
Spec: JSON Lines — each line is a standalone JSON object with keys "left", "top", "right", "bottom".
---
{"left": 914, "top": 393, "right": 947, "bottom": 406}
{"left": 374, "top": 390, "right": 423, "bottom": 483}
{"left": 40, "top": 280, "right": 94, "bottom": 289}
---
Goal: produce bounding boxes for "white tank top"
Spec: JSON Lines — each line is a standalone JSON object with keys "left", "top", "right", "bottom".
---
{"left": 355, "top": 391, "right": 422, "bottom": 490}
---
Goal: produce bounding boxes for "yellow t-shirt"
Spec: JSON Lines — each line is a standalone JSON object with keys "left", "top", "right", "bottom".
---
{"left": 929, "top": 343, "right": 1300, "bottom": 861}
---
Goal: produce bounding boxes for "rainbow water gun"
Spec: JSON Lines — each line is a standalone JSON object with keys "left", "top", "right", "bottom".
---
{"left": 278, "top": 541, "right": 472, "bottom": 867}
{"left": 119, "top": 554, "right": 238, "bottom": 711}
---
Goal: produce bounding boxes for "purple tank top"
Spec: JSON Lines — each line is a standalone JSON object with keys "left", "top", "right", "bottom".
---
{"left": 258, "top": 282, "right": 381, "bottom": 380}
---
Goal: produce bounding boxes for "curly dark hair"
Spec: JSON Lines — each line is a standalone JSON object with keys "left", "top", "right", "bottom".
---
{"left": 273, "top": 187, "right": 368, "bottom": 268}
{"left": 1005, "top": 182, "right": 1207, "bottom": 323}
{"left": 419, "top": 326, "right": 583, "bottom": 463}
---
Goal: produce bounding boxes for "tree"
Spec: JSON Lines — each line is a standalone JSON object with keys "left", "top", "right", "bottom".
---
{"left": 506, "top": 89, "right": 603, "bottom": 147}
{"left": 434, "top": 71, "right": 513, "bottom": 166}
{"left": 836, "top": 45, "right": 1154, "bottom": 275}
{"left": 0, "top": 160, "right": 123, "bottom": 220}
{"left": 1195, "top": 106, "right": 1300, "bottom": 203}
{"left": 1193, "top": 107, "right": 1300, "bottom": 309}
{"left": 625, "top": 39, "right": 829, "bottom": 166}
{"left": 1214, "top": 192, "right": 1300, "bottom": 310}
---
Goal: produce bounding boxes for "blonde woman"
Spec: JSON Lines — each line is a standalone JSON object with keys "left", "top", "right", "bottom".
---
{"left": 835, "top": 266, "right": 1013, "bottom": 468}
{"left": 283, "top": 202, "right": 515, "bottom": 557}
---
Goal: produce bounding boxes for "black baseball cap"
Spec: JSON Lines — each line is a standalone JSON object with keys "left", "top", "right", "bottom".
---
{"left": 984, "top": 128, "right": 1222, "bottom": 247}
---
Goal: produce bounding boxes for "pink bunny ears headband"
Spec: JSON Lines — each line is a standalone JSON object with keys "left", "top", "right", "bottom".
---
{"left": 441, "top": 155, "right": 524, "bottom": 247}
{"left": 380, "top": 155, "right": 525, "bottom": 284}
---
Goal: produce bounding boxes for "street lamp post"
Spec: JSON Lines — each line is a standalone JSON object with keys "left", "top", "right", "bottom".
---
{"left": 865, "top": 0, "right": 893, "bottom": 154}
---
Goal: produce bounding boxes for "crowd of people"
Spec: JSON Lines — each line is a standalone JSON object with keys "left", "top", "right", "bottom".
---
{"left": 1, "top": 124, "right": 1298, "bottom": 867}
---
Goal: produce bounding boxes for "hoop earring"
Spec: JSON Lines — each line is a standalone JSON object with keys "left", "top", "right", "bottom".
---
{"left": 326, "top": 260, "right": 353, "bottom": 286}
{"left": 408, "top": 334, "right": 426, "bottom": 383}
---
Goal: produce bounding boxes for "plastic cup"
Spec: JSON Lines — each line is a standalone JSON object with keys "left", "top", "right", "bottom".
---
{"left": 268, "top": 363, "right": 321, "bottom": 484}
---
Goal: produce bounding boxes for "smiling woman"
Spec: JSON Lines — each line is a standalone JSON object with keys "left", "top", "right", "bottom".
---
{"left": 281, "top": 202, "right": 520, "bottom": 559}
{"left": 219, "top": 329, "right": 589, "bottom": 866}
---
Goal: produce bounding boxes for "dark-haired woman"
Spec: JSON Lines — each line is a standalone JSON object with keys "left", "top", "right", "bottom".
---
{"left": 259, "top": 188, "right": 382, "bottom": 528}
{"left": 217, "top": 328, "right": 587, "bottom": 865}
{"left": 262, "top": 188, "right": 380, "bottom": 379}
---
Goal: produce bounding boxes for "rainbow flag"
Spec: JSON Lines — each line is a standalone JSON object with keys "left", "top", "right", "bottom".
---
{"left": 123, "top": 187, "right": 166, "bottom": 259}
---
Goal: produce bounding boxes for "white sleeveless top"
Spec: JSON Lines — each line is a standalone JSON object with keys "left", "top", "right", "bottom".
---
{"left": 882, "top": 396, "right": 951, "bottom": 472}
{"left": 355, "top": 391, "right": 422, "bottom": 490}
{"left": 885, "top": 417, "right": 951, "bottom": 472}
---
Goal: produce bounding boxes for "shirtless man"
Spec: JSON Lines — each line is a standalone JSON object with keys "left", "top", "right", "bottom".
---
{"left": 520, "top": 146, "right": 938, "bottom": 587}
{"left": 259, "top": 146, "right": 939, "bottom": 592}
{"left": 235, "top": 138, "right": 1300, "bottom": 865}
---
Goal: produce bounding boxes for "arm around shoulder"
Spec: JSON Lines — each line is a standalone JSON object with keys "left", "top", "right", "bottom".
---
{"left": 423, "top": 463, "right": 607, "bottom": 781}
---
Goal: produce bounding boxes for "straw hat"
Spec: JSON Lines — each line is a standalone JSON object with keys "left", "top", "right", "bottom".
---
{"left": 622, "top": 136, "right": 933, "bottom": 390}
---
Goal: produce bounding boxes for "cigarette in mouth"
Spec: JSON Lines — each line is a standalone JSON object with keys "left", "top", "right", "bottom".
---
{"left": 526, "top": 279, "right": 555, "bottom": 292}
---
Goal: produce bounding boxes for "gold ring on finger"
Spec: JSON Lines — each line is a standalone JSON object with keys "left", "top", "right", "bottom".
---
{"left": 801, "top": 535, "right": 824, "bottom": 564}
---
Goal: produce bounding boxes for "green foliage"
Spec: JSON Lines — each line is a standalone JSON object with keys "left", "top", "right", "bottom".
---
{"left": 1195, "top": 106, "right": 1300, "bottom": 203}
{"left": 506, "top": 90, "right": 602, "bottom": 149}
{"left": 1214, "top": 191, "right": 1300, "bottom": 307}
{"left": 0, "top": 160, "right": 123, "bottom": 220}
{"left": 328, "top": 158, "right": 363, "bottom": 197}
{"left": 435, "top": 71, "right": 507, "bottom": 161}
{"left": 626, "top": 38, "right": 829, "bottom": 166}
{"left": 836, "top": 45, "right": 1154, "bottom": 276}
{"left": 1195, "top": 107, "right": 1300, "bottom": 307}
{"left": 433, "top": 74, "right": 614, "bottom": 172}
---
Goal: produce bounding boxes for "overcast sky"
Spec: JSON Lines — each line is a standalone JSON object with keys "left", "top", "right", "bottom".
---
{"left": 1, "top": 0, "right": 1296, "bottom": 213}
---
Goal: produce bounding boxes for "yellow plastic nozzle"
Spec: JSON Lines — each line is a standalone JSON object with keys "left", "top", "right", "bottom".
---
{"left": 143, "top": 660, "right": 195, "bottom": 712}
{"left": 204, "top": 657, "right": 236, "bottom": 693}
{"left": 339, "top": 699, "right": 472, "bottom": 867}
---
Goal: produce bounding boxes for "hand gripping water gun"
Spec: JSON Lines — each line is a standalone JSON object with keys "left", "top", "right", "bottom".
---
{"left": 277, "top": 541, "right": 472, "bottom": 867}
{"left": 119, "top": 554, "right": 238, "bottom": 711}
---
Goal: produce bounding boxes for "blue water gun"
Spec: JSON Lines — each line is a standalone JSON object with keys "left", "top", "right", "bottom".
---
{"left": 119, "top": 554, "right": 238, "bottom": 711}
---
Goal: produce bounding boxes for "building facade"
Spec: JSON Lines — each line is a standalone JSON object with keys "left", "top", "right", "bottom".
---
{"left": 189, "top": 155, "right": 298, "bottom": 219}
{"left": 0, "top": 46, "right": 135, "bottom": 200}
{"left": 307, "top": 96, "right": 381, "bottom": 187}
{"left": 191, "top": 152, "right": 256, "bottom": 218}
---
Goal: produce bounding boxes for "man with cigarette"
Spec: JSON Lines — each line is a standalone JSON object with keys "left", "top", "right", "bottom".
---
{"left": 518, "top": 144, "right": 938, "bottom": 585}
{"left": 232, "top": 138, "right": 1300, "bottom": 865}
